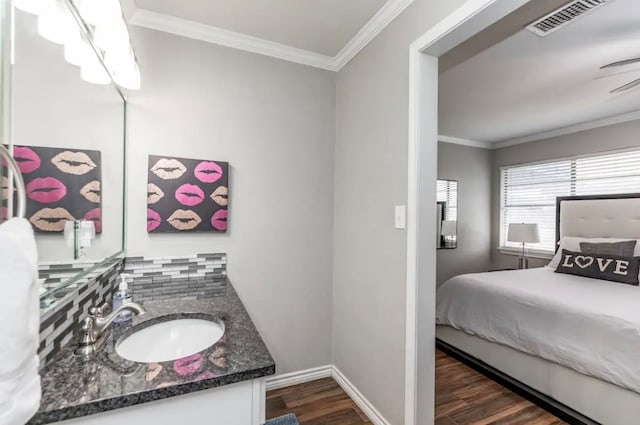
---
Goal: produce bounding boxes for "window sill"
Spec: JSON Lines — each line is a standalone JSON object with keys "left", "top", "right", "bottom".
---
{"left": 497, "top": 247, "right": 554, "bottom": 260}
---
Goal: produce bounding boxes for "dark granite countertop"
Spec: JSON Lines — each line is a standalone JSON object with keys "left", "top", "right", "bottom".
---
{"left": 29, "top": 282, "right": 275, "bottom": 424}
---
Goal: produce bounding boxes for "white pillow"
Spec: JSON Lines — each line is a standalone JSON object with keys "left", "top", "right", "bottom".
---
{"left": 547, "top": 236, "right": 640, "bottom": 269}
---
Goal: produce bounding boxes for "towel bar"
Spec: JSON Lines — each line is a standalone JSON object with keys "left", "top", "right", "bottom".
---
{"left": 0, "top": 144, "right": 26, "bottom": 219}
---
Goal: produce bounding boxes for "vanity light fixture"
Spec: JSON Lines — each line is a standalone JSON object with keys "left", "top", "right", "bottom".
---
{"left": 80, "top": 56, "right": 111, "bottom": 85}
{"left": 72, "top": 0, "right": 141, "bottom": 90}
{"left": 13, "top": 0, "right": 54, "bottom": 17}
{"left": 105, "top": 47, "right": 140, "bottom": 90}
{"left": 74, "top": 0, "right": 122, "bottom": 27}
{"left": 36, "top": 0, "right": 76, "bottom": 45}
{"left": 63, "top": 33, "right": 93, "bottom": 66}
{"left": 13, "top": 0, "right": 141, "bottom": 90}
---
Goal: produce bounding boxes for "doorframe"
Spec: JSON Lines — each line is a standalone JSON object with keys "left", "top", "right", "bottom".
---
{"left": 404, "top": 1, "right": 533, "bottom": 424}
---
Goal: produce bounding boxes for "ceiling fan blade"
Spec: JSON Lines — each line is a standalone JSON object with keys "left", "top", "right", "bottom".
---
{"left": 601, "top": 57, "right": 640, "bottom": 70}
{"left": 610, "top": 78, "right": 640, "bottom": 94}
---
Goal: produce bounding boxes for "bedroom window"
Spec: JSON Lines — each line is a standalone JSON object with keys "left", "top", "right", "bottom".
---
{"left": 500, "top": 148, "right": 640, "bottom": 254}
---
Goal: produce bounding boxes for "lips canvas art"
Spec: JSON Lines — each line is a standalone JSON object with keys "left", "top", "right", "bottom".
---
{"left": 1, "top": 145, "right": 102, "bottom": 233}
{"left": 147, "top": 155, "right": 229, "bottom": 233}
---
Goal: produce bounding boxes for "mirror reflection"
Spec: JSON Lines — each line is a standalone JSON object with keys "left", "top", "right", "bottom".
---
{"left": 2, "top": 4, "right": 125, "bottom": 301}
{"left": 436, "top": 179, "right": 457, "bottom": 249}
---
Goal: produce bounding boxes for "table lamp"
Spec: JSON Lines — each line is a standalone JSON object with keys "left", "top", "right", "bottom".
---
{"left": 440, "top": 220, "right": 457, "bottom": 248}
{"left": 507, "top": 223, "right": 540, "bottom": 269}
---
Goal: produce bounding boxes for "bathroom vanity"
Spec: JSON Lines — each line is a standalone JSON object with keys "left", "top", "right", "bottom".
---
{"left": 3, "top": 3, "right": 276, "bottom": 424}
{"left": 30, "top": 282, "right": 275, "bottom": 425}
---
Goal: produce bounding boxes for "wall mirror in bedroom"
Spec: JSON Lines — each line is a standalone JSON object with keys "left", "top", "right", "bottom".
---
{"left": 437, "top": 179, "right": 457, "bottom": 249}
{"left": 1, "top": 0, "right": 126, "bottom": 308}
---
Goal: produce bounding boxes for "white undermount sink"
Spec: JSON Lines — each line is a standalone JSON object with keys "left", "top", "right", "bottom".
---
{"left": 116, "top": 318, "right": 225, "bottom": 363}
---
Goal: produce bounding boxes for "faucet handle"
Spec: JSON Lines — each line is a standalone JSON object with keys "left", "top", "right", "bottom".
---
{"left": 89, "top": 304, "right": 110, "bottom": 318}
{"left": 75, "top": 317, "right": 97, "bottom": 355}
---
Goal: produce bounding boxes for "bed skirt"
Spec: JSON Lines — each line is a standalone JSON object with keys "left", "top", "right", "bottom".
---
{"left": 436, "top": 325, "right": 640, "bottom": 425}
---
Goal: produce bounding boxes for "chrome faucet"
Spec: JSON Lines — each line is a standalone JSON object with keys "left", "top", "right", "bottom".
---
{"left": 75, "top": 302, "right": 146, "bottom": 356}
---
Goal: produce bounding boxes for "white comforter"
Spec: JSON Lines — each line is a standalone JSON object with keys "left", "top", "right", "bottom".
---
{"left": 436, "top": 267, "right": 640, "bottom": 393}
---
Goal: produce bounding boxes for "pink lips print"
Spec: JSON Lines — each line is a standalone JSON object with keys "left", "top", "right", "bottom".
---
{"left": 211, "top": 209, "right": 227, "bottom": 231}
{"left": 173, "top": 353, "right": 203, "bottom": 376}
{"left": 195, "top": 371, "right": 216, "bottom": 381}
{"left": 147, "top": 208, "right": 161, "bottom": 232}
{"left": 145, "top": 363, "right": 163, "bottom": 382}
{"left": 84, "top": 208, "right": 101, "bottom": 233}
{"left": 26, "top": 177, "right": 67, "bottom": 203}
{"left": 194, "top": 161, "right": 223, "bottom": 184}
{"left": 175, "top": 184, "right": 205, "bottom": 207}
{"left": 13, "top": 146, "right": 41, "bottom": 174}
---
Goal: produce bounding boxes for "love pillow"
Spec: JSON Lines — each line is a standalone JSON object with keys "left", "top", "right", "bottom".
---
{"left": 555, "top": 249, "right": 640, "bottom": 286}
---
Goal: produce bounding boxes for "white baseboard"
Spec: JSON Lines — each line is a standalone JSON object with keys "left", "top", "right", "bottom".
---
{"left": 332, "top": 367, "right": 391, "bottom": 425}
{"left": 265, "top": 365, "right": 332, "bottom": 391}
{"left": 265, "top": 365, "right": 391, "bottom": 425}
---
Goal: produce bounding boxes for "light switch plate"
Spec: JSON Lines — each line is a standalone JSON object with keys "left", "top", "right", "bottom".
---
{"left": 394, "top": 205, "right": 406, "bottom": 229}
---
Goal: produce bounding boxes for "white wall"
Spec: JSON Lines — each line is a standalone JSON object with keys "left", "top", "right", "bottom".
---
{"left": 491, "top": 119, "right": 640, "bottom": 270}
{"left": 437, "top": 142, "right": 492, "bottom": 285}
{"left": 126, "top": 27, "right": 336, "bottom": 375}
{"left": 333, "top": 1, "right": 470, "bottom": 424}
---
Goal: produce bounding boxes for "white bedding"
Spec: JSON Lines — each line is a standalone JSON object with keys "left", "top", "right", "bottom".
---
{"left": 436, "top": 267, "right": 640, "bottom": 394}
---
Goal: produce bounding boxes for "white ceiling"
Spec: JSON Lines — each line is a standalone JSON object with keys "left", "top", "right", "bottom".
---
{"left": 134, "top": 0, "right": 390, "bottom": 57}
{"left": 439, "top": 0, "right": 640, "bottom": 145}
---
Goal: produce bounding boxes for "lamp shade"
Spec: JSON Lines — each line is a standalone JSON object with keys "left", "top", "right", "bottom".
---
{"left": 441, "top": 220, "right": 457, "bottom": 236}
{"left": 507, "top": 223, "right": 540, "bottom": 243}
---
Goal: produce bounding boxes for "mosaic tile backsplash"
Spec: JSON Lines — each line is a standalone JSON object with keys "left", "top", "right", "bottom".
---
{"left": 39, "top": 261, "right": 96, "bottom": 291}
{"left": 39, "top": 259, "right": 123, "bottom": 366}
{"left": 123, "top": 253, "right": 227, "bottom": 302}
{"left": 38, "top": 253, "right": 227, "bottom": 367}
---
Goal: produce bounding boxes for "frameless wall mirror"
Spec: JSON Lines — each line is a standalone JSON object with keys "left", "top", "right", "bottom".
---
{"left": 1, "top": 0, "right": 126, "bottom": 307}
{"left": 437, "top": 179, "right": 457, "bottom": 249}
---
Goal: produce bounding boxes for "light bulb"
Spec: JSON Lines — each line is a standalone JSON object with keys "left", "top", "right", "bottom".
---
{"left": 93, "top": 19, "right": 130, "bottom": 52}
{"left": 75, "top": 0, "right": 122, "bottom": 27}
{"left": 64, "top": 35, "right": 94, "bottom": 67}
{"left": 80, "top": 58, "right": 111, "bottom": 85}
{"left": 37, "top": 0, "right": 76, "bottom": 45}
{"left": 14, "top": 0, "right": 55, "bottom": 16}
{"left": 104, "top": 44, "right": 132, "bottom": 72}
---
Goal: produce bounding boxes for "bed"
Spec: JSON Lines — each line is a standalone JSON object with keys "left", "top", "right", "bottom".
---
{"left": 436, "top": 194, "right": 640, "bottom": 425}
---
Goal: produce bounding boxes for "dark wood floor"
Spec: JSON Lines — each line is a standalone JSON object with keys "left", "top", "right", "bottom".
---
{"left": 265, "top": 350, "right": 566, "bottom": 425}
{"left": 435, "top": 349, "right": 567, "bottom": 425}
{"left": 266, "top": 377, "right": 371, "bottom": 425}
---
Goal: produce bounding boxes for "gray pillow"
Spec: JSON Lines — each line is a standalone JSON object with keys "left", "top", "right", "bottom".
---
{"left": 580, "top": 240, "right": 636, "bottom": 257}
{"left": 555, "top": 249, "right": 640, "bottom": 286}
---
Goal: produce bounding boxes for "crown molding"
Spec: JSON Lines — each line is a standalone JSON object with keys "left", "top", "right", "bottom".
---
{"left": 128, "top": 0, "right": 416, "bottom": 72}
{"left": 120, "top": 0, "right": 137, "bottom": 21}
{"left": 334, "top": 0, "right": 415, "bottom": 70}
{"left": 493, "top": 109, "right": 640, "bottom": 149}
{"left": 438, "top": 134, "right": 494, "bottom": 149}
{"left": 129, "top": 9, "right": 338, "bottom": 71}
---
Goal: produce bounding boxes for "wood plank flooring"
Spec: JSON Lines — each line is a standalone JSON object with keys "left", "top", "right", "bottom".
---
{"left": 435, "top": 349, "right": 567, "bottom": 425}
{"left": 265, "top": 350, "right": 566, "bottom": 425}
{"left": 266, "top": 377, "right": 371, "bottom": 425}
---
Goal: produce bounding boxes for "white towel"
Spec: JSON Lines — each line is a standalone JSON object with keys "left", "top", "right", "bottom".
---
{"left": 0, "top": 218, "right": 41, "bottom": 425}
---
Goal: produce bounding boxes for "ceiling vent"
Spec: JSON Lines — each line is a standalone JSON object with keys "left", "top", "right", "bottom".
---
{"left": 526, "top": 0, "right": 609, "bottom": 37}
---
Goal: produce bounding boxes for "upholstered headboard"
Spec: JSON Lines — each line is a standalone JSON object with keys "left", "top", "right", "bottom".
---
{"left": 555, "top": 194, "right": 640, "bottom": 250}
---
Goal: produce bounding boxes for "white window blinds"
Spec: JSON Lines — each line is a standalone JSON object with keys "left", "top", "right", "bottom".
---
{"left": 437, "top": 180, "right": 458, "bottom": 221}
{"left": 500, "top": 149, "right": 640, "bottom": 253}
